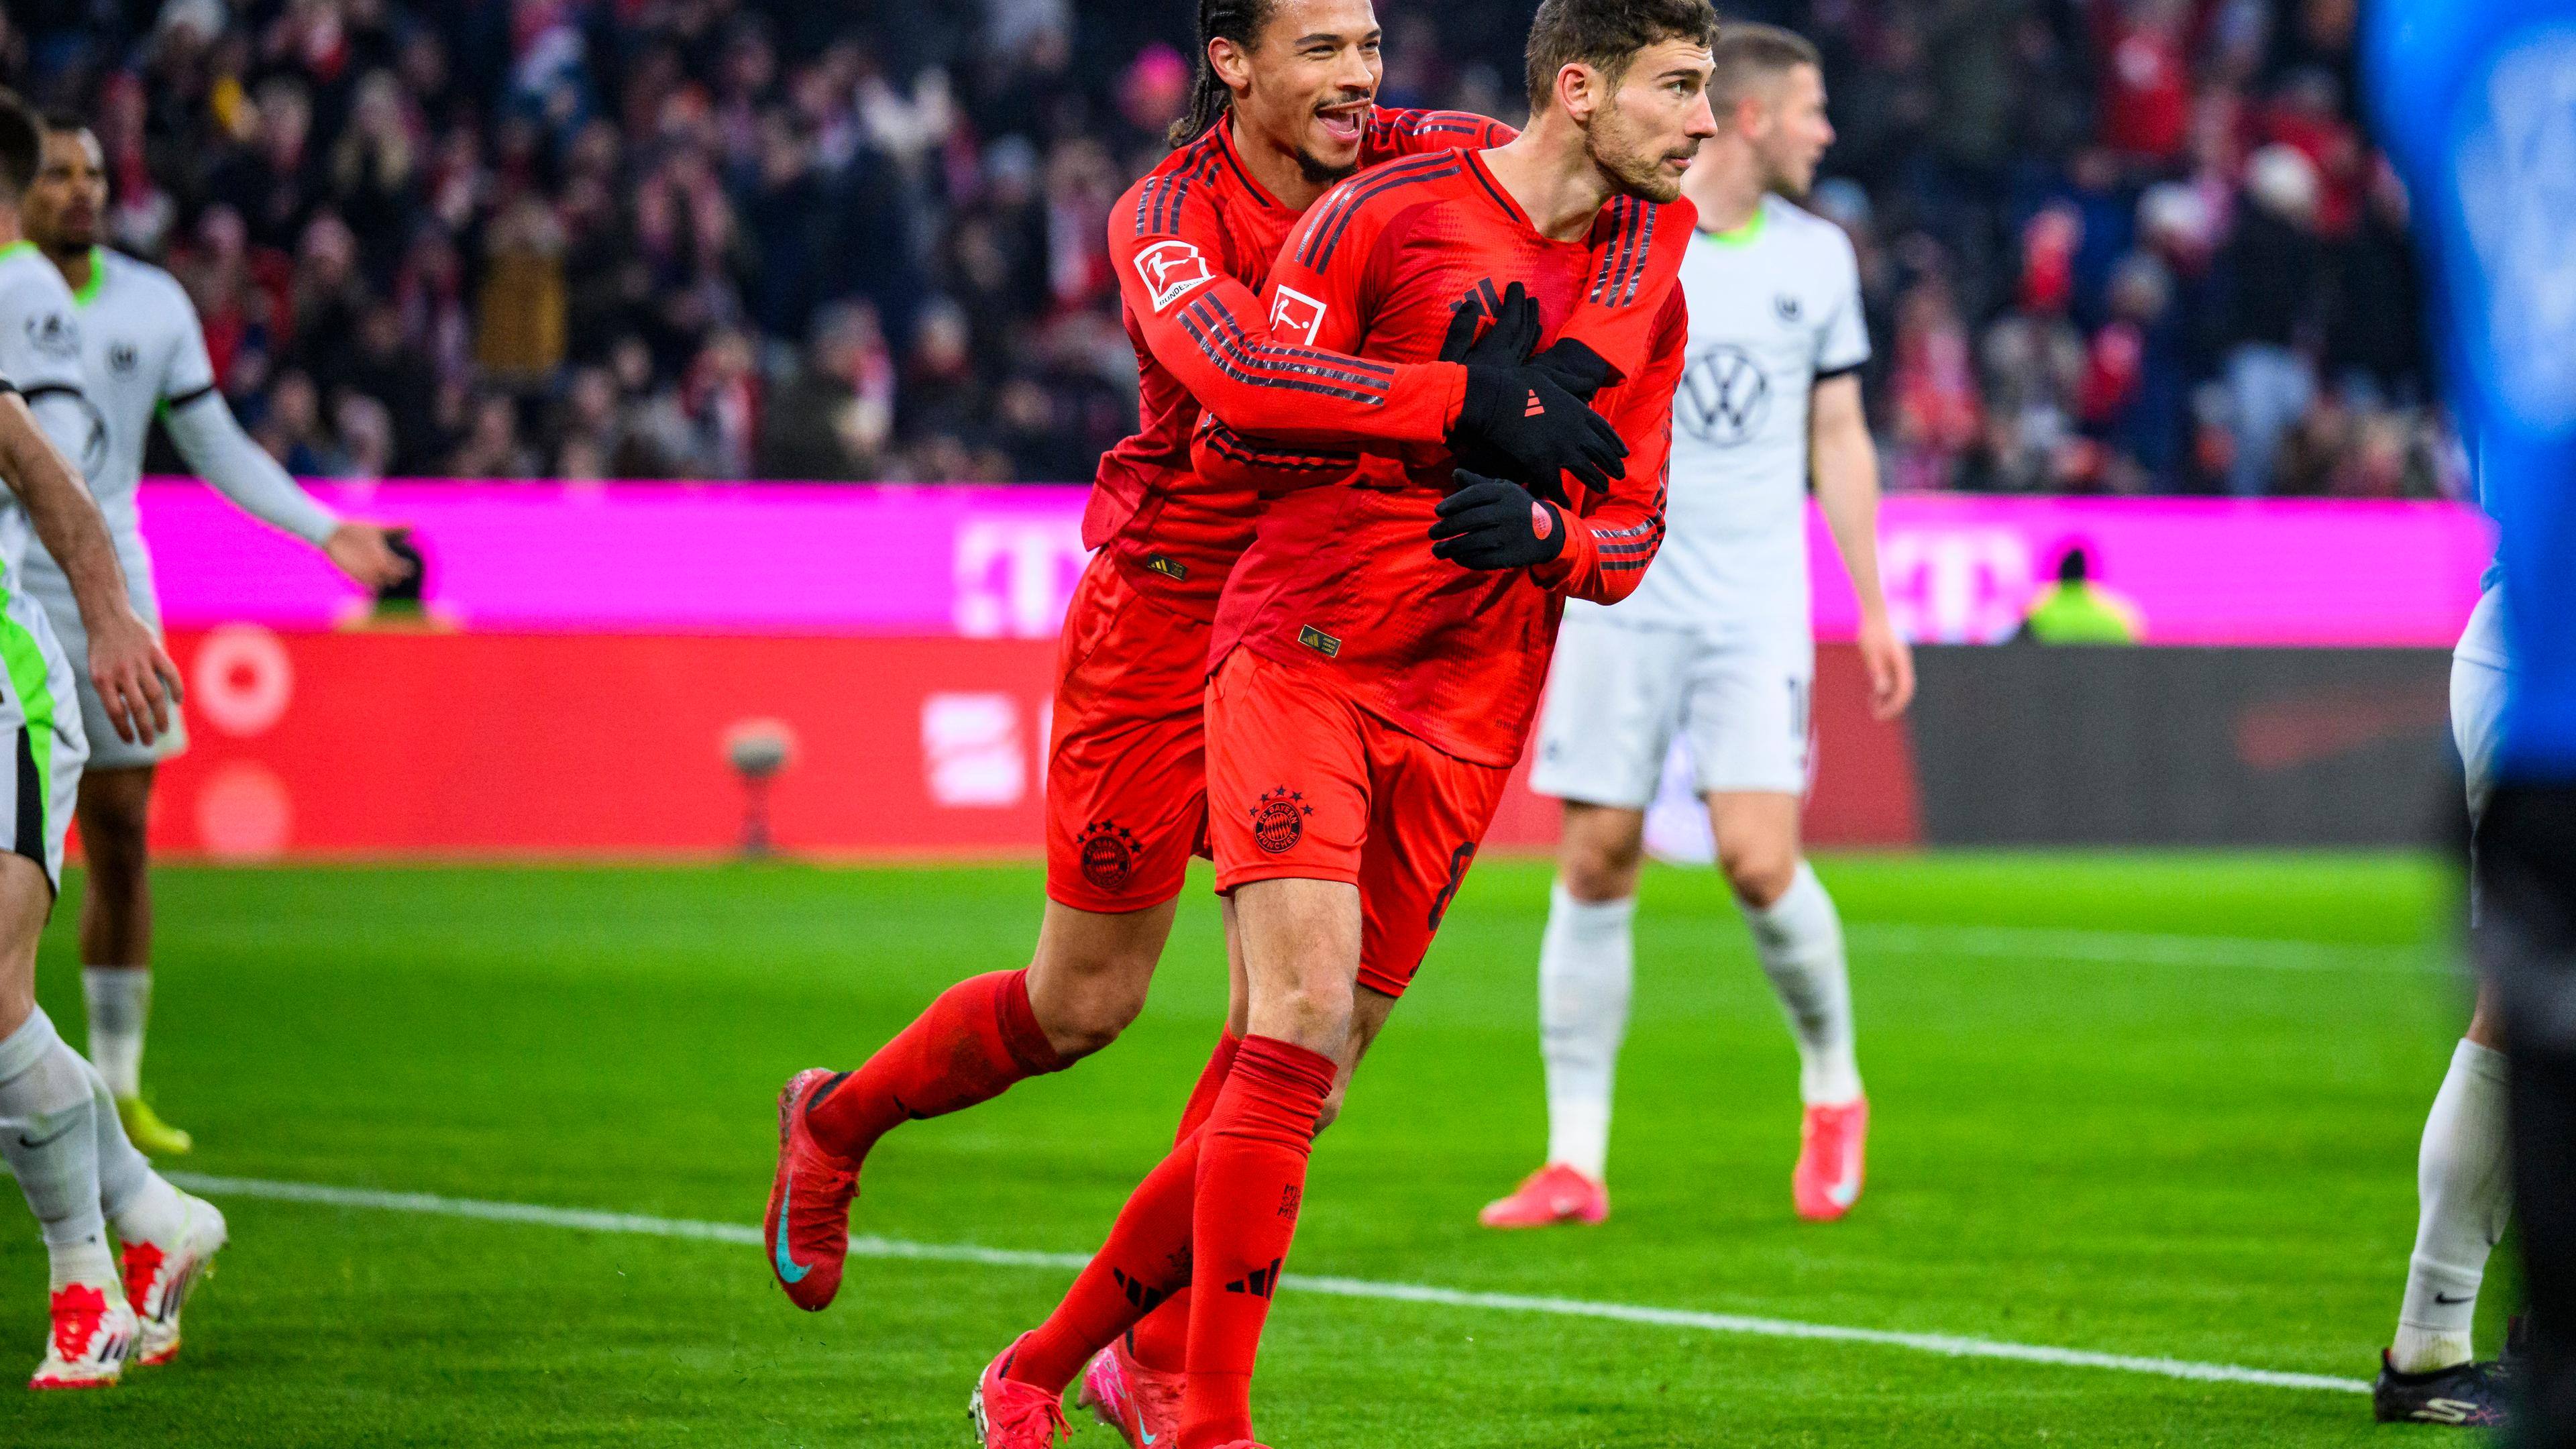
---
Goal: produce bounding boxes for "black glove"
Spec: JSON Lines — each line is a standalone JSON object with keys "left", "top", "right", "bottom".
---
{"left": 1438, "top": 281, "right": 1543, "bottom": 368}
{"left": 1442, "top": 286, "right": 1627, "bottom": 498}
{"left": 1429, "top": 469, "right": 1569, "bottom": 571}
{"left": 1526, "top": 337, "right": 1613, "bottom": 401}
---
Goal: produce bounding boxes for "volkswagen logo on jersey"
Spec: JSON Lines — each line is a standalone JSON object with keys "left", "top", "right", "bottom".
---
{"left": 107, "top": 341, "right": 138, "bottom": 376}
{"left": 1776, "top": 294, "right": 1803, "bottom": 323}
{"left": 1676, "top": 344, "right": 1772, "bottom": 447}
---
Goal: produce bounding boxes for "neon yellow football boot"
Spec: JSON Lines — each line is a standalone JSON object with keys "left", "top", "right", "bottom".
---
{"left": 116, "top": 1096, "right": 193, "bottom": 1156}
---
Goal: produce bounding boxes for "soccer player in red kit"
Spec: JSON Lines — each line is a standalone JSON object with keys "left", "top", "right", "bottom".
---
{"left": 967, "top": 3, "right": 1716, "bottom": 1446}
{"left": 767, "top": 0, "right": 1677, "bottom": 1379}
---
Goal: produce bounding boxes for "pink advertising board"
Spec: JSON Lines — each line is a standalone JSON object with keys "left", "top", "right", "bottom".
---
{"left": 142, "top": 482, "right": 2491, "bottom": 645}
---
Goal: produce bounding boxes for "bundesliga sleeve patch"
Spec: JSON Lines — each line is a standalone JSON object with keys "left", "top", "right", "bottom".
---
{"left": 1133, "top": 240, "right": 1217, "bottom": 313}
{"left": 1269, "top": 287, "right": 1328, "bottom": 347}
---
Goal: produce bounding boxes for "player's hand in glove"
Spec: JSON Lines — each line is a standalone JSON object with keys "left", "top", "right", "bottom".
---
{"left": 1525, "top": 337, "right": 1614, "bottom": 401}
{"left": 1441, "top": 284, "right": 1626, "bottom": 498}
{"left": 1430, "top": 469, "right": 1568, "bottom": 571}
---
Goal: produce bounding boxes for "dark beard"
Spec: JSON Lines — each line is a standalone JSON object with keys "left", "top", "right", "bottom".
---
{"left": 1584, "top": 112, "right": 1688, "bottom": 203}
{"left": 1297, "top": 148, "right": 1359, "bottom": 186}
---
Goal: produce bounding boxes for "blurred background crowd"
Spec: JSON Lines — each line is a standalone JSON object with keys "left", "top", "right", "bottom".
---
{"left": 0, "top": 0, "right": 2461, "bottom": 496}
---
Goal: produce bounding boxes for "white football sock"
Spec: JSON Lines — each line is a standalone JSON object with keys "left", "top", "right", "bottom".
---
{"left": 81, "top": 967, "right": 150, "bottom": 1100}
{"left": 2392, "top": 1038, "right": 2510, "bottom": 1372}
{"left": 1540, "top": 883, "right": 1635, "bottom": 1183}
{"left": 1745, "top": 861, "right": 1862, "bottom": 1106}
{"left": 0, "top": 1008, "right": 112, "bottom": 1288}
{"left": 85, "top": 1055, "right": 184, "bottom": 1245}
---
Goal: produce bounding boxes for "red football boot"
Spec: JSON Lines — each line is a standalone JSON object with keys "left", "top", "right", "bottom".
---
{"left": 970, "top": 1334, "right": 1071, "bottom": 1448}
{"left": 1077, "top": 1333, "right": 1184, "bottom": 1448}
{"left": 1478, "top": 1163, "right": 1609, "bottom": 1229}
{"left": 765, "top": 1069, "right": 860, "bottom": 1310}
{"left": 1792, "top": 1097, "right": 1869, "bottom": 1222}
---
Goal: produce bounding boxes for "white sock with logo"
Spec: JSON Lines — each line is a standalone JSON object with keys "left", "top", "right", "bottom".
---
{"left": 82, "top": 967, "right": 150, "bottom": 1100}
{"left": 1540, "top": 883, "right": 1635, "bottom": 1183}
{"left": 1744, "top": 862, "right": 1862, "bottom": 1106}
{"left": 2392, "top": 1038, "right": 2510, "bottom": 1373}
{"left": 0, "top": 1008, "right": 113, "bottom": 1291}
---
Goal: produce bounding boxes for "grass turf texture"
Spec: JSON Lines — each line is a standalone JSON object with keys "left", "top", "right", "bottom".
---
{"left": 0, "top": 854, "right": 2500, "bottom": 1446}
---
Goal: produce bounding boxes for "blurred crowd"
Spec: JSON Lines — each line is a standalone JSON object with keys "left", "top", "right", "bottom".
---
{"left": 0, "top": 0, "right": 2459, "bottom": 496}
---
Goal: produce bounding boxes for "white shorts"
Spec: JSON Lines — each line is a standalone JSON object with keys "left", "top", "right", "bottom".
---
{"left": 0, "top": 576, "right": 89, "bottom": 891}
{"left": 1530, "top": 613, "right": 1814, "bottom": 810}
{"left": 2453, "top": 586, "right": 2508, "bottom": 820}
{"left": 18, "top": 537, "right": 184, "bottom": 773}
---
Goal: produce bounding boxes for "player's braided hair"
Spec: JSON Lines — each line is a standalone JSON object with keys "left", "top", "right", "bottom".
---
{"left": 1170, "top": 0, "right": 1279, "bottom": 148}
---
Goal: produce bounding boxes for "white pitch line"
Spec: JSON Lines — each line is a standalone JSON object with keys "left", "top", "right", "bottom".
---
{"left": 1847, "top": 923, "right": 2436, "bottom": 974}
{"left": 165, "top": 1172, "right": 2367, "bottom": 1397}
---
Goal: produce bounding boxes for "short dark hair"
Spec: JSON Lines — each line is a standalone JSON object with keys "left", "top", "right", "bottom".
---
{"left": 1708, "top": 21, "right": 1820, "bottom": 111}
{"left": 0, "top": 91, "right": 39, "bottom": 197}
{"left": 1524, "top": 0, "right": 1721, "bottom": 113}
{"left": 40, "top": 111, "right": 91, "bottom": 138}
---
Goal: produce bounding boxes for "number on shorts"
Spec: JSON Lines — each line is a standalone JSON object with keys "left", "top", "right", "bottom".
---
{"left": 1427, "top": 841, "right": 1478, "bottom": 931}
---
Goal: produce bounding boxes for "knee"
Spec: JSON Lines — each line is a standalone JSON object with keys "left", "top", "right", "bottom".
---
{"left": 1027, "top": 955, "right": 1154, "bottom": 1061}
{"left": 1560, "top": 835, "right": 1644, "bottom": 904}
{"left": 1313, "top": 1081, "right": 1347, "bottom": 1136}
{"left": 1719, "top": 840, "right": 1799, "bottom": 910}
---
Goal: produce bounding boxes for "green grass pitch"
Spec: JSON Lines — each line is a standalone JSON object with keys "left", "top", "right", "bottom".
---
{"left": 0, "top": 853, "right": 2507, "bottom": 1446}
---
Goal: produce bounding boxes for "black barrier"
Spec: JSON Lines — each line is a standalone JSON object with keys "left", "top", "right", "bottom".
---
{"left": 1910, "top": 646, "right": 2461, "bottom": 847}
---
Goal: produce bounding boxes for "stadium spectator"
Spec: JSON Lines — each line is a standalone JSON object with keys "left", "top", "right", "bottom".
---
{"left": 0, "top": 0, "right": 2445, "bottom": 491}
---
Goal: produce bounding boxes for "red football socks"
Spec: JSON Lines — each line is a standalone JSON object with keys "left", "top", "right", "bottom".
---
{"left": 803, "top": 969, "right": 1067, "bottom": 1161}
{"left": 1179, "top": 1035, "right": 1336, "bottom": 1449}
{"left": 1130, "top": 1031, "right": 1243, "bottom": 1374}
{"left": 1007, "top": 1128, "right": 1203, "bottom": 1393}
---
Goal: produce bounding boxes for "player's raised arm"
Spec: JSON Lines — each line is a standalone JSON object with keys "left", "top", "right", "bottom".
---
{"left": 0, "top": 386, "right": 176, "bottom": 743}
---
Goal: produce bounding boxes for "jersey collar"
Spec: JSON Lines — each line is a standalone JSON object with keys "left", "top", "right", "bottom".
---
{"left": 1460, "top": 150, "right": 1536, "bottom": 233}
{"left": 1698, "top": 200, "right": 1768, "bottom": 248}
{"left": 71, "top": 248, "right": 105, "bottom": 308}
{"left": 1213, "top": 119, "right": 1287, "bottom": 213}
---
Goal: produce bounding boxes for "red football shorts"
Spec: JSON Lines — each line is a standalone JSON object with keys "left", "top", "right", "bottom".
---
{"left": 1045, "top": 555, "right": 1211, "bottom": 913}
{"left": 1204, "top": 649, "right": 1509, "bottom": 999}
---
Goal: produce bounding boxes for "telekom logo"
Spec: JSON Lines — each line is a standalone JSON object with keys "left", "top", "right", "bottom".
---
{"left": 1880, "top": 528, "right": 2037, "bottom": 643}
{"left": 952, "top": 517, "right": 1091, "bottom": 639}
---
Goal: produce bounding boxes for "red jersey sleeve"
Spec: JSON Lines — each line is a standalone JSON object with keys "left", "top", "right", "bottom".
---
{"left": 1535, "top": 285, "right": 1687, "bottom": 604}
{"left": 1360, "top": 108, "right": 1517, "bottom": 164}
{"left": 1107, "top": 169, "right": 1463, "bottom": 448}
{"left": 1554, "top": 195, "right": 1697, "bottom": 385}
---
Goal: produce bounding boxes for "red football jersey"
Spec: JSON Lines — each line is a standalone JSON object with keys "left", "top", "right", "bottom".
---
{"left": 1091, "top": 110, "right": 1515, "bottom": 619}
{"left": 1209, "top": 150, "right": 1691, "bottom": 767}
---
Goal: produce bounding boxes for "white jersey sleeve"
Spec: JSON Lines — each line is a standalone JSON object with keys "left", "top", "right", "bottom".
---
{"left": 0, "top": 252, "right": 93, "bottom": 471}
{"left": 1815, "top": 229, "right": 1870, "bottom": 378}
{"left": 160, "top": 288, "right": 219, "bottom": 405}
{"left": 150, "top": 284, "right": 335, "bottom": 545}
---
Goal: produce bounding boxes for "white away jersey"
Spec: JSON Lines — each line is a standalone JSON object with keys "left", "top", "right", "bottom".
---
{"left": 67, "top": 249, "right": 217, "bottom": 541}
{"left": 0, "top": 241, "right": 95, "bottom": 572}
{"left": 1580, "top": 194, "right": 1868, "bottom": 636}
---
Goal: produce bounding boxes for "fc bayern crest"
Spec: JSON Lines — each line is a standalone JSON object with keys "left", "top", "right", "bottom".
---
{"left": 1077, "top": 820, "right": 1139, "bottom": 890}
{"left": 1250, "top": 787, "right": 1312, "bottom": 855}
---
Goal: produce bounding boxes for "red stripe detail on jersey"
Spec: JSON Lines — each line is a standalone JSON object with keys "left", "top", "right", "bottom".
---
{"left": 1179, "top": 298, "right": 1391, "bottom": 404}
{"left": 1189, "top": 295, "right": 1397, "bottom": 389}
